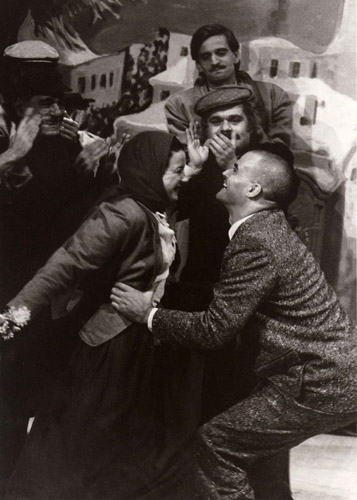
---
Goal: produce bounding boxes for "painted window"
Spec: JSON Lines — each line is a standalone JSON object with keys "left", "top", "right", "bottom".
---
{"left": 270, "top": 59, "right": 279, "bottom": 77}
{"left": 290, "top": 61, "right": 301, "bottom": 78}
{"left": 160, "top": 90, "right": 170, "bottom": 100}
{"left": 100, "top": 74, "right": 107, "bottom": 88}
{"left": 78, "top": 76, "right": 86, "bottom": 93}
{"left": 311, "top": 62, "right": 318, "bottom": 78}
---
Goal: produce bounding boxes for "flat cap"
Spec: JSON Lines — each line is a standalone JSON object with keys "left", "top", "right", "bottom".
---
{"left": 3, "top": 41, "right": 59, "bottom": 64}
{"left": 195, "top": 85, "right": 253, "bottom": 116}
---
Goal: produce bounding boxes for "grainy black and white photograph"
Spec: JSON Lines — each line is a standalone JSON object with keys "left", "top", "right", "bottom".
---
{"left": 0, "top": 1, "right": 356, "bottom": 499}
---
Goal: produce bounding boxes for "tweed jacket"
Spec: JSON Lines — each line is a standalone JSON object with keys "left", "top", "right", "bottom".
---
{"left": 8, "top": 197, "right": 163, "bottom": 346}
{"left": 164, "top": 70, "right": 292, "bottom": 146}
{"left": 153, "top": 209, "right": 356, "bottom": 413}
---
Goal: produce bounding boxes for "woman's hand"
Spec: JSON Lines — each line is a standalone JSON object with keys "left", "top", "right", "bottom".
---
{"left": 186, "top": 121, "right": 209, "bottom": 170}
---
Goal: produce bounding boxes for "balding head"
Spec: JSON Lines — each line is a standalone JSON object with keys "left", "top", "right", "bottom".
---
{"left": 240, "top": 150, "right": 299, "bottom": 210}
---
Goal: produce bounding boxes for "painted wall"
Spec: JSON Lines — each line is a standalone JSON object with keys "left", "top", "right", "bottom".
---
{"left": 61, "top": 53, "right": 126, "bottom": 108}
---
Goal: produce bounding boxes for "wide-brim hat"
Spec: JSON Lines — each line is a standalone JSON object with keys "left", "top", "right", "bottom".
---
{"left": 1, "top": 41, "right": 71, "bottom": 98}
{"left": 195, "top": 85, "right": 254, "bottom": 116}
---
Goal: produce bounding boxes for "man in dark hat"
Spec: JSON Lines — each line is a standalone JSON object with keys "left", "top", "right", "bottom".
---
{"left": 165, "top": 23, "right": 292, "bottom": 147}
{"left": 0, "top": 41, "right": 115, "bottom": 494}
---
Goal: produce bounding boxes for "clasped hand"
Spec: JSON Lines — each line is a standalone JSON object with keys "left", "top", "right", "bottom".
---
{"left": 110, "top": 283, "right": 154, "bottom": 323}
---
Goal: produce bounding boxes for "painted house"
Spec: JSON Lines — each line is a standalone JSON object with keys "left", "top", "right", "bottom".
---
{"left": 18, "top": 10, "right": 126, "bottom": 109}
{"left": 60, "top": 52, "right": 126, "bottom": 108}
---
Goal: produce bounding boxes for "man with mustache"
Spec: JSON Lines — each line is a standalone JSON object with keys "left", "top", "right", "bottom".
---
{"left": 165, "top": 23, "right": 292, "bottom": 147}
{"left": 0, "top": 40, "right": 113, "bottom": 302}
{"left": 0, "top": 41, "right": 114, "bottom": 494}
{"left": 173, "top": 85, "right": 281, "bottom": 309}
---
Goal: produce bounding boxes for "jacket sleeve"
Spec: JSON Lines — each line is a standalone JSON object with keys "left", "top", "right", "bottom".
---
{"left": 152, "top": 236, "right": 278, "bottom": 349}
{"left": 164, "top": 94, "right": 192, "bottom": 143}
{"left": 268, "top": 84, "right": 293, "bottom": 147}
{"left": 8, "top": 201, "right": 132, "bottom": 317}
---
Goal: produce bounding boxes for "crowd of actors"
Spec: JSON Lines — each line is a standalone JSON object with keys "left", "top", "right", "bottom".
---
{"left": 0, "top": 24, "right": 355, "bottom": 500}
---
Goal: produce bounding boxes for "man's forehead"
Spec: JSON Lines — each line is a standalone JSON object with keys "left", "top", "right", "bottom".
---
{"left": 198, "top": 34, "right": 231, "bottom": 54}
{"left": 208, "top": 104, "right": 246, "bottom": 118}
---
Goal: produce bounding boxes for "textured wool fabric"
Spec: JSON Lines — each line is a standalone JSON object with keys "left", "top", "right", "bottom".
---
{"left": 153, "top": 208, "right": 356, "bottom": 498}
{"left": 154, "top": 209, "right": 356, "bottom": 413}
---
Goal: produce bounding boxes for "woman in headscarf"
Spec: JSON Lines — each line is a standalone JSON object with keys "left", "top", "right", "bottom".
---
{"left": 3, "top": 131, "right": 202, "bottom": 500}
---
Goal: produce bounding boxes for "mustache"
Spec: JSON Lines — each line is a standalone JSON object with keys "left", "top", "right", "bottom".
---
{"left": 210, "top": 64, "right": 225, "bottom": 71}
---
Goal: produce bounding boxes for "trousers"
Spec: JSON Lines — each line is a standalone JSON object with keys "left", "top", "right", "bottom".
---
{"left": 194, "top": 382, "right": 356, "bottom": 500}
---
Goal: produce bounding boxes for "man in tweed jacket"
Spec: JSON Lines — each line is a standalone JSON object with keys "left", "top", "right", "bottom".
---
{"left": 112, "top": 149, "right": 356, "bottom": 500}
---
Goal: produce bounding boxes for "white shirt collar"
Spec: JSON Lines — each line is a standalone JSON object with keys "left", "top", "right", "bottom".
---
{"left": 228, "top": 214, "right": 254, "bottom": 240}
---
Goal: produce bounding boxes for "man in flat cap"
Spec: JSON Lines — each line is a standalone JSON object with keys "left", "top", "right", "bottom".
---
{"left": 165, "top": 24, "right": 292, "bottom": 147}
{"left": 174, "top": 85, "right": 277, "bottom": 306}
{"left": 0, "top": 41, "right": 115, "bottom": 493}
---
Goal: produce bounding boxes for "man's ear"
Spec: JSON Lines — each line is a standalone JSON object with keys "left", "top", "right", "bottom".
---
{"left": 196, "top": 60, "right": 204, "bottom": 75}
{"left": 246, "top": 183, "right": 262, "bottom": 198}
{"left": 233, "top": 48, "right": 241, "bottom": 70}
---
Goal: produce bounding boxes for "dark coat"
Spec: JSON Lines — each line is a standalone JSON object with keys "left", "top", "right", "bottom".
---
{"left": 0, "top": 134, "right": 111, "bottom": 307}
{"left": 153, "top": 209, "right": 356, "bottom": 413}
{"left": 8, "top": 197, "right": 163, "bottom": 346}
{"left": 177, "top": 152, "right": 229, "bottom": 288}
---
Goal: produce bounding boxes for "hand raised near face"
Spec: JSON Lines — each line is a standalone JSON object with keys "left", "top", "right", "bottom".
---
{"left": 59, "top": 111, "right": 79, "bottom": 141}
{"left": 186, "top": 120, "right": 209, "bottom": 169}
{"left": 8, "top": 108, "right": 41, "bottom": 160}
{"left": 207, "top": 132, "right": 237, "bottom": 170}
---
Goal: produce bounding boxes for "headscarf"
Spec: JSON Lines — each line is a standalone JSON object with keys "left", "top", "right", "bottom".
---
{"left": 117, "top": 131, "right": 178, "bottom": 213}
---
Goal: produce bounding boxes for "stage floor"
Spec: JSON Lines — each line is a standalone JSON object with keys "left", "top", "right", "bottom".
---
{"left": 290, "top": 433, "right": 357, "bottom": 499}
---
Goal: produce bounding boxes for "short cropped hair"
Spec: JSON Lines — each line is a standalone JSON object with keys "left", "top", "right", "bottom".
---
{"left": 190, "top": 24, "right": 240, "bottom": 61}
{"left": 246, "top": 149, "right": 299, "bottom": 210}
